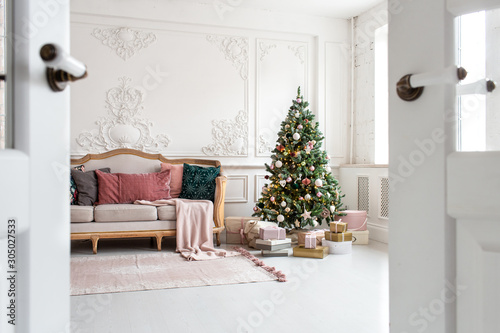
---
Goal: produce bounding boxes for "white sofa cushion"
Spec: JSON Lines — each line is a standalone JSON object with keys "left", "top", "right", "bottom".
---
{"left": 71, "top": 206, "right": 94, "bottom": 223}
{"left": 157, "top": 205, "right": 176, "bottom": 221}
{"left": 71, "top": 220, "right": 176, "bottom": 233}
{"left": 94, "top": 204, "right": 157, "bottom": 222}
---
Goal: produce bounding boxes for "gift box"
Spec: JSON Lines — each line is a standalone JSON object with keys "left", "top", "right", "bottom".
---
{"left": 225, "top": 216, "right": 261, "bottom": 244}
{"left": 352, "top": 230, "right": 369, "bottom": 245}
{"left": 244, "top": 220, "right": 283, "bottom": 248}
{"left": 304, "top": 234, "right": 317, "bottom": 249}
{"left": 324, "top": 231, "right": 352, "bottom": 242}
{"left": 261, "top": 248, "right": 292, "bottom": 257}
{"left": 255, "top": 238, "right": 291, "bottom": 251}
{"left": 335, "top": 210, "right": 367, "bottom": 231}
{"left": 297, "top": 229, "right": 325, "bottom": 246}
{"left": 259, "top": 225, "right": 286, "bottom": 240}
{"left": 322, "top": 239, "right": 352, "bottom": 254}
{"left": 330, "top": 221, "right": 347, "bottom": 233}
{"left": 293, "top": 245, "right": 329, "bottom": 259}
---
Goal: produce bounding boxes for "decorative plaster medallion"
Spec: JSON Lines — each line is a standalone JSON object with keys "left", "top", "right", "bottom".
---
{"left": 76, "top": 77, "right": 171, "bottom": 153}
{"left": 258, "top": 135, "right": 273, "bottom": 154}
{"left": 258, "top": 41, "right": 277, "bottom": 61}
{"left": 206, "top": 35, "right": 248, "bottom": 80}
{"left": 91, "top": 27, "right": 157, "bottom": 61}
{"left": 288, "top": 44, "right": 306, "bottom": 64}
{"left": 202, "top": 110, "right": 248, "bottom": 156}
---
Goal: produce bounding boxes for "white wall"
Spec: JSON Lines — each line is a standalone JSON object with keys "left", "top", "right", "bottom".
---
{"left": 70, "top": 0, "right": 351, "bottom": 219}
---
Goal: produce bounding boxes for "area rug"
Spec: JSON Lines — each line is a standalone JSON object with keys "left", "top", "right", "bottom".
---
{"left": 71, "top": 247, "right": 286, "bottom": 296}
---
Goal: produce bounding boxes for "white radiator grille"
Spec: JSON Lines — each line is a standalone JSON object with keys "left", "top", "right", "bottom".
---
{"left": 357, "top": 176, "right": 369, "bottom": 213}
{"left": 380, "top": 177, "right": 389, "bottom": 218}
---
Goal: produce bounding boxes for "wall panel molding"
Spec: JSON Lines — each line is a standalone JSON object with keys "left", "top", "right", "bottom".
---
{"left": 225, "top": 175, "right": 248, "bottom": 203}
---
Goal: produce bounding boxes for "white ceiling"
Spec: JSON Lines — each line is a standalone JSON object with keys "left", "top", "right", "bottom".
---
{"left": 212, "top": 0, "right": 385, "bottom": 19}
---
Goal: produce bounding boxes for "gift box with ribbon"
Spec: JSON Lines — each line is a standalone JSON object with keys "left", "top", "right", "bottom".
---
{"left": 225, "top": 216, "right": 261, "bottom": 244}
{"left": 330, "top": 221, "right": 347, "bottom": 233}
{"left": 259, "top": 225, "right": 286, "bottom": 240}
{"left": 334, "top": 210, "right": 367, "bottom": 231}
{"left": 324, "top": 231, "right": 353, "bottom": 242}
{"left": 304, "top": 234, "right": 317, "bottom": 249}
{"left": 297, "top": 229, "right": 325, "bottom": 246}
{"left": 293, "top": 245, "right": 329, "bottom": 259}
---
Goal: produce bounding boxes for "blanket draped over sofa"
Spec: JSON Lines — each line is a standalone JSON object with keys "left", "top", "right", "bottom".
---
{"left": 136, "top": 199, "right": 236, "bottom": 260}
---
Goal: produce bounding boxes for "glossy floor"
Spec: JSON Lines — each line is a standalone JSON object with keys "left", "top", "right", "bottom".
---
{"left": 71, "top": 237, "right": 389, "bottom": 333}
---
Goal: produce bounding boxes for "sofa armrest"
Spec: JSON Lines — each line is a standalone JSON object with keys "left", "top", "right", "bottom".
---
{"left": 213, "top": 175, "right": 227, "bottom": 229}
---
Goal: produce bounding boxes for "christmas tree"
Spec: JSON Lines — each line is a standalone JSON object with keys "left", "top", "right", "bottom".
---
{"left": 253, "top": 87, "right": 344, "bottom": 229}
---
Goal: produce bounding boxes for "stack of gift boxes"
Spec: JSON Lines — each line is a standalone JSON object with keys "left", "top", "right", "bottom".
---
{"left": 292, "top": 229, "right": 329, "bottom": 259}
{"left": 321, "top": 221, "right": 352, "bottom": 254}
{"left": 254, "top": 226, "right": 292, "bottom": 257}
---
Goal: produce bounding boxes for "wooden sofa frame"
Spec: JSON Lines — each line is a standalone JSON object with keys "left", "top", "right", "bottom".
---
{"left": 70, "top": 148, "right": 226, "bottom": 253}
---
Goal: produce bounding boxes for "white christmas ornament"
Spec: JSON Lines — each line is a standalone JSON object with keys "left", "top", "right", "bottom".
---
{"left": 277, "top": 215, "right": 285, "bottom": 223}
{"left": 275, "top": 160, "right": 282, "bottom": 168}
{"left": 281, "top": 201, "right": 287, "bottom": 207}
{"left": 313, "top": 220, "right": 319, "bottom": 227}
{"left": 305, "top": 194, "right": 311, "bottom": 200}
{"left": 285, "top": 207, "right": 291, "bottom": 213}
{"left": 295, "top": 112, "right": 300, "bottom": 118}
{"left": 293, "top": 133, "right": 301, "bottom": 141}
{"left": 330, "top": 205, "right": 336, "bottom": 213}
{"left": 325, "top": 166, "right": 332, "bottom": 172}
{"left": 279, "top": 180, "right": 286, "bottom": 187}
{"left": 315, "top": 179, "right": 323, "bottom": 187}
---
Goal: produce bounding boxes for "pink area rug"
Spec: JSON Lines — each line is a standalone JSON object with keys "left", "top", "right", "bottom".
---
{"left": 71, "top": 248, "right": 285, "bottom": 296}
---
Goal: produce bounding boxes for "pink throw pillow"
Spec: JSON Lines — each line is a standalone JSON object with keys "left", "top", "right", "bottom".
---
{"left": 95, "top": 169, "right": 171, "bottom": 204}
{"left": 161, "top": 163, "right": 183, "bottom": 198}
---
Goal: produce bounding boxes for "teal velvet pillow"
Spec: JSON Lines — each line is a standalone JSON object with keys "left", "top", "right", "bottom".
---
{"left": 179, "top": 163, "right": 220, "bottom": 202}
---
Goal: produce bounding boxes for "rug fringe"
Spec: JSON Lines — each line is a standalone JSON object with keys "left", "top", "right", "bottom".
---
{"left": 232, "top": 247, "right": 287, "bottom": 282}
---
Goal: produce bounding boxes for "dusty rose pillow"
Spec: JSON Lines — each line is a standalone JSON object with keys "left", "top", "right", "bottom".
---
{"left": 95, "top": 169, "right": 171, "bottom": 204}
{"left": 161, "top": 163, "right": 183, "bottom": 198}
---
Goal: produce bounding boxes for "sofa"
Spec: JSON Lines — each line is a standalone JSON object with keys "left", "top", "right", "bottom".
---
{"left": 70, "top": 148, "right": 226, "bottom": 254}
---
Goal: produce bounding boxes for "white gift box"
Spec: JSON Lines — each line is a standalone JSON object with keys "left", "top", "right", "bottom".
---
{"left": 352, "top": 230, "right": 369, "bottom": 245}
{"left": 322, "top": 239, "right": 352, "bottom": 255}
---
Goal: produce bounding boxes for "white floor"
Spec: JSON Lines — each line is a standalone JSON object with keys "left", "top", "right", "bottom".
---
{"left": 70, "top": 237, "right": 389, "bottom": 333}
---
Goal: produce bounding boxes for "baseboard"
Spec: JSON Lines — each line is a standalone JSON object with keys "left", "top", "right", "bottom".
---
{"left": 367, "top": 223, "right": 388, "bottom": 244}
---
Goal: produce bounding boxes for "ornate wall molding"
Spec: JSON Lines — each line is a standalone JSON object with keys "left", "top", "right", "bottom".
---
{"left": 258, "top": 41, "right": 277, "bottom": 61}
{"left": 288, "top": 44, "right": 306, "bottom": 64}
{"left": 76, "top": 77, "right": 171, "bottom": 153}
{"left": 206, "top": 35, "right": 248, "bottom": 80}
{"left": 91, "top": 27, "right": 157, "bottom": 61}
{"left": 258, "top": 134, "right": 273, "bottom": 154}
{"left": 202, "top": 110, "right": 248, "bottom": 156}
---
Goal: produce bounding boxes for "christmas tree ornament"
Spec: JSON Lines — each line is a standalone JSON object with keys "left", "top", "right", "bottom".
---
{"left": 262, "top": 187, "right": 268, "bottom": 194}
{"left": 305, "top": 119, "right": 309, "bottom": 123}
{"left": 299, "top": 196, "right": 304, "bottom": 201}
{"left": 270, "top": 164, "right": 274, "bottom": 170}
{"left": 301, "top": 207, "right": 312, "bottom": 220}
{"left": 295, "top": 220, "right": 300, "bottom": 227}
{"left": 270, "top": 196, "right": 275, "bottom": 202}
{"left": 321, "top": 207, "right": 330, "bottom": 218}
{"left": 330, "top": 205, "right": 336, "bottom": 213}
{"left": 297, "top": 124, "right": 303, "bottom": 130}
{"left": 317, "top": 192, "right": 323, "bottom": 198}
{"left": 279, "top": 180, "right": 286, "bottom": 187}
{"left": 297, "top": 97, "right": 302, "bottom": 103}
{"left": 292, "top": 183, "right": 299, "bottom": 189}
{"left": 290, "top": 151, "right": 297, "bottom": 157}
{"left": 277, "top": 215, "right": 285, "bottom": 223}
{"left": 305, "top": 194, "right": 311, "bottom": 200}
{"left": 302, "top": 178, "right": 311, "bottom": 185}
{"left": 285, "top": 124, "right": 290, "bottom": 129}
{"left": 293, "top": 133, "right": 301, "bottom": 141}
{"left": 277, "top": 144, "right": 285, "bottom": 152}
{"left": 315, "top": 179, "right": 323, "bottom": 187}
{"left": 301, "top": 161, "right": 306, "bottom": 166}
{"left": 275, "top": 160, "right": 283, "bottom": 168}
{"left": 325, "top": 166, "right": 332, "bottom": 172}
{"left": 286, "top": 176, "right": 292, "bottom": 183}
{"left": 253, "top": 206, "right": 260, "bottom": 212}
{"left": 295, "top": 112, "right": 300, "bottom": 118}
{"left": 265, "top": 175, "right": 269, "bottom": 179}
{"left": 285, "top": 207, "right": 291, "bottom": 212}
{"left": 309, "top": 166, "right": 315, "bottom": 171}
{"left": 281, "top": 201, "right": 287, "bottom": 207}
{"left": 312, "top": 140, "right": 316, "bottom": 144}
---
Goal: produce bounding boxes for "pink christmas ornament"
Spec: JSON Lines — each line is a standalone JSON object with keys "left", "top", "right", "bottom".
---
{"left": 297, "top": 98, "right": 302, "bottom": 103}
{"left": 297, "top": 124, "right": 303, "bottom": 130}
{"left": 299, "top": 196, "right": 304, "bottom": 201}
{"left": 302, "top": 178, "right": 311, "bottom": 185}
{"left": 309, "top": 166, "right": 315, "bottom": 171}
{"left": 286, "top": 176, "right": 292, "bottom": 183}
{"left": 270, "top": 164, "right": 274, "bottom": 170}
{"left": 316, "top": 192, "right": 323, "bottom": 198}
{"left": 253, "top": 206, "right": 259, "bottom": 212}
{"left": 270, "top": 196, "right": 275, "bottom": 202}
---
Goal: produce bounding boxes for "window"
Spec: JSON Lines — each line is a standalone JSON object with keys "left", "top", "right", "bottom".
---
{"left": 374, "top": 24, "right": 388, "bottom": 164}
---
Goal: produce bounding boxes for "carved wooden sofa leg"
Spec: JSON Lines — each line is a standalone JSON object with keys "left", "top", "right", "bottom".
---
{"left": 155, "top": 233, "right": 163, "bottom": 251}
{"left": 215, "top": 233, "right": 221, "bottom": 247}
{"left": 90, "top": 235, "right": 99, "bottom": 254}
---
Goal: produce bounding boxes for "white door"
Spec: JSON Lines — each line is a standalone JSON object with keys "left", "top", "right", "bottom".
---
{"left": 0, "top": 1, "right": 70, "bottom": 332}
{"left": 389, "top": 0, "right": 500, "bottom": 332}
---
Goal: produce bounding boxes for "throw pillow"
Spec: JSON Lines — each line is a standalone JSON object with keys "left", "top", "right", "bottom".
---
{"left": 95, "top": 169, "right": 171, "bottom": 205}
{"left": 179, "top": 163, "right": 220, "bottom": 202}
{"left": 70, "top": 165, "right": 85, "bottom": 205}
{"left": 71, "top": 168, "right": 111, "bottom": 206}
{"left": 160, "top": 163, "right": 183, "bottom": 198}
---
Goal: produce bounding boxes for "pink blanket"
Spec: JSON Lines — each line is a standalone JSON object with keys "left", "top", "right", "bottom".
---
{"left": 135, "top": 199, "right": 235, "bottom": 260}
